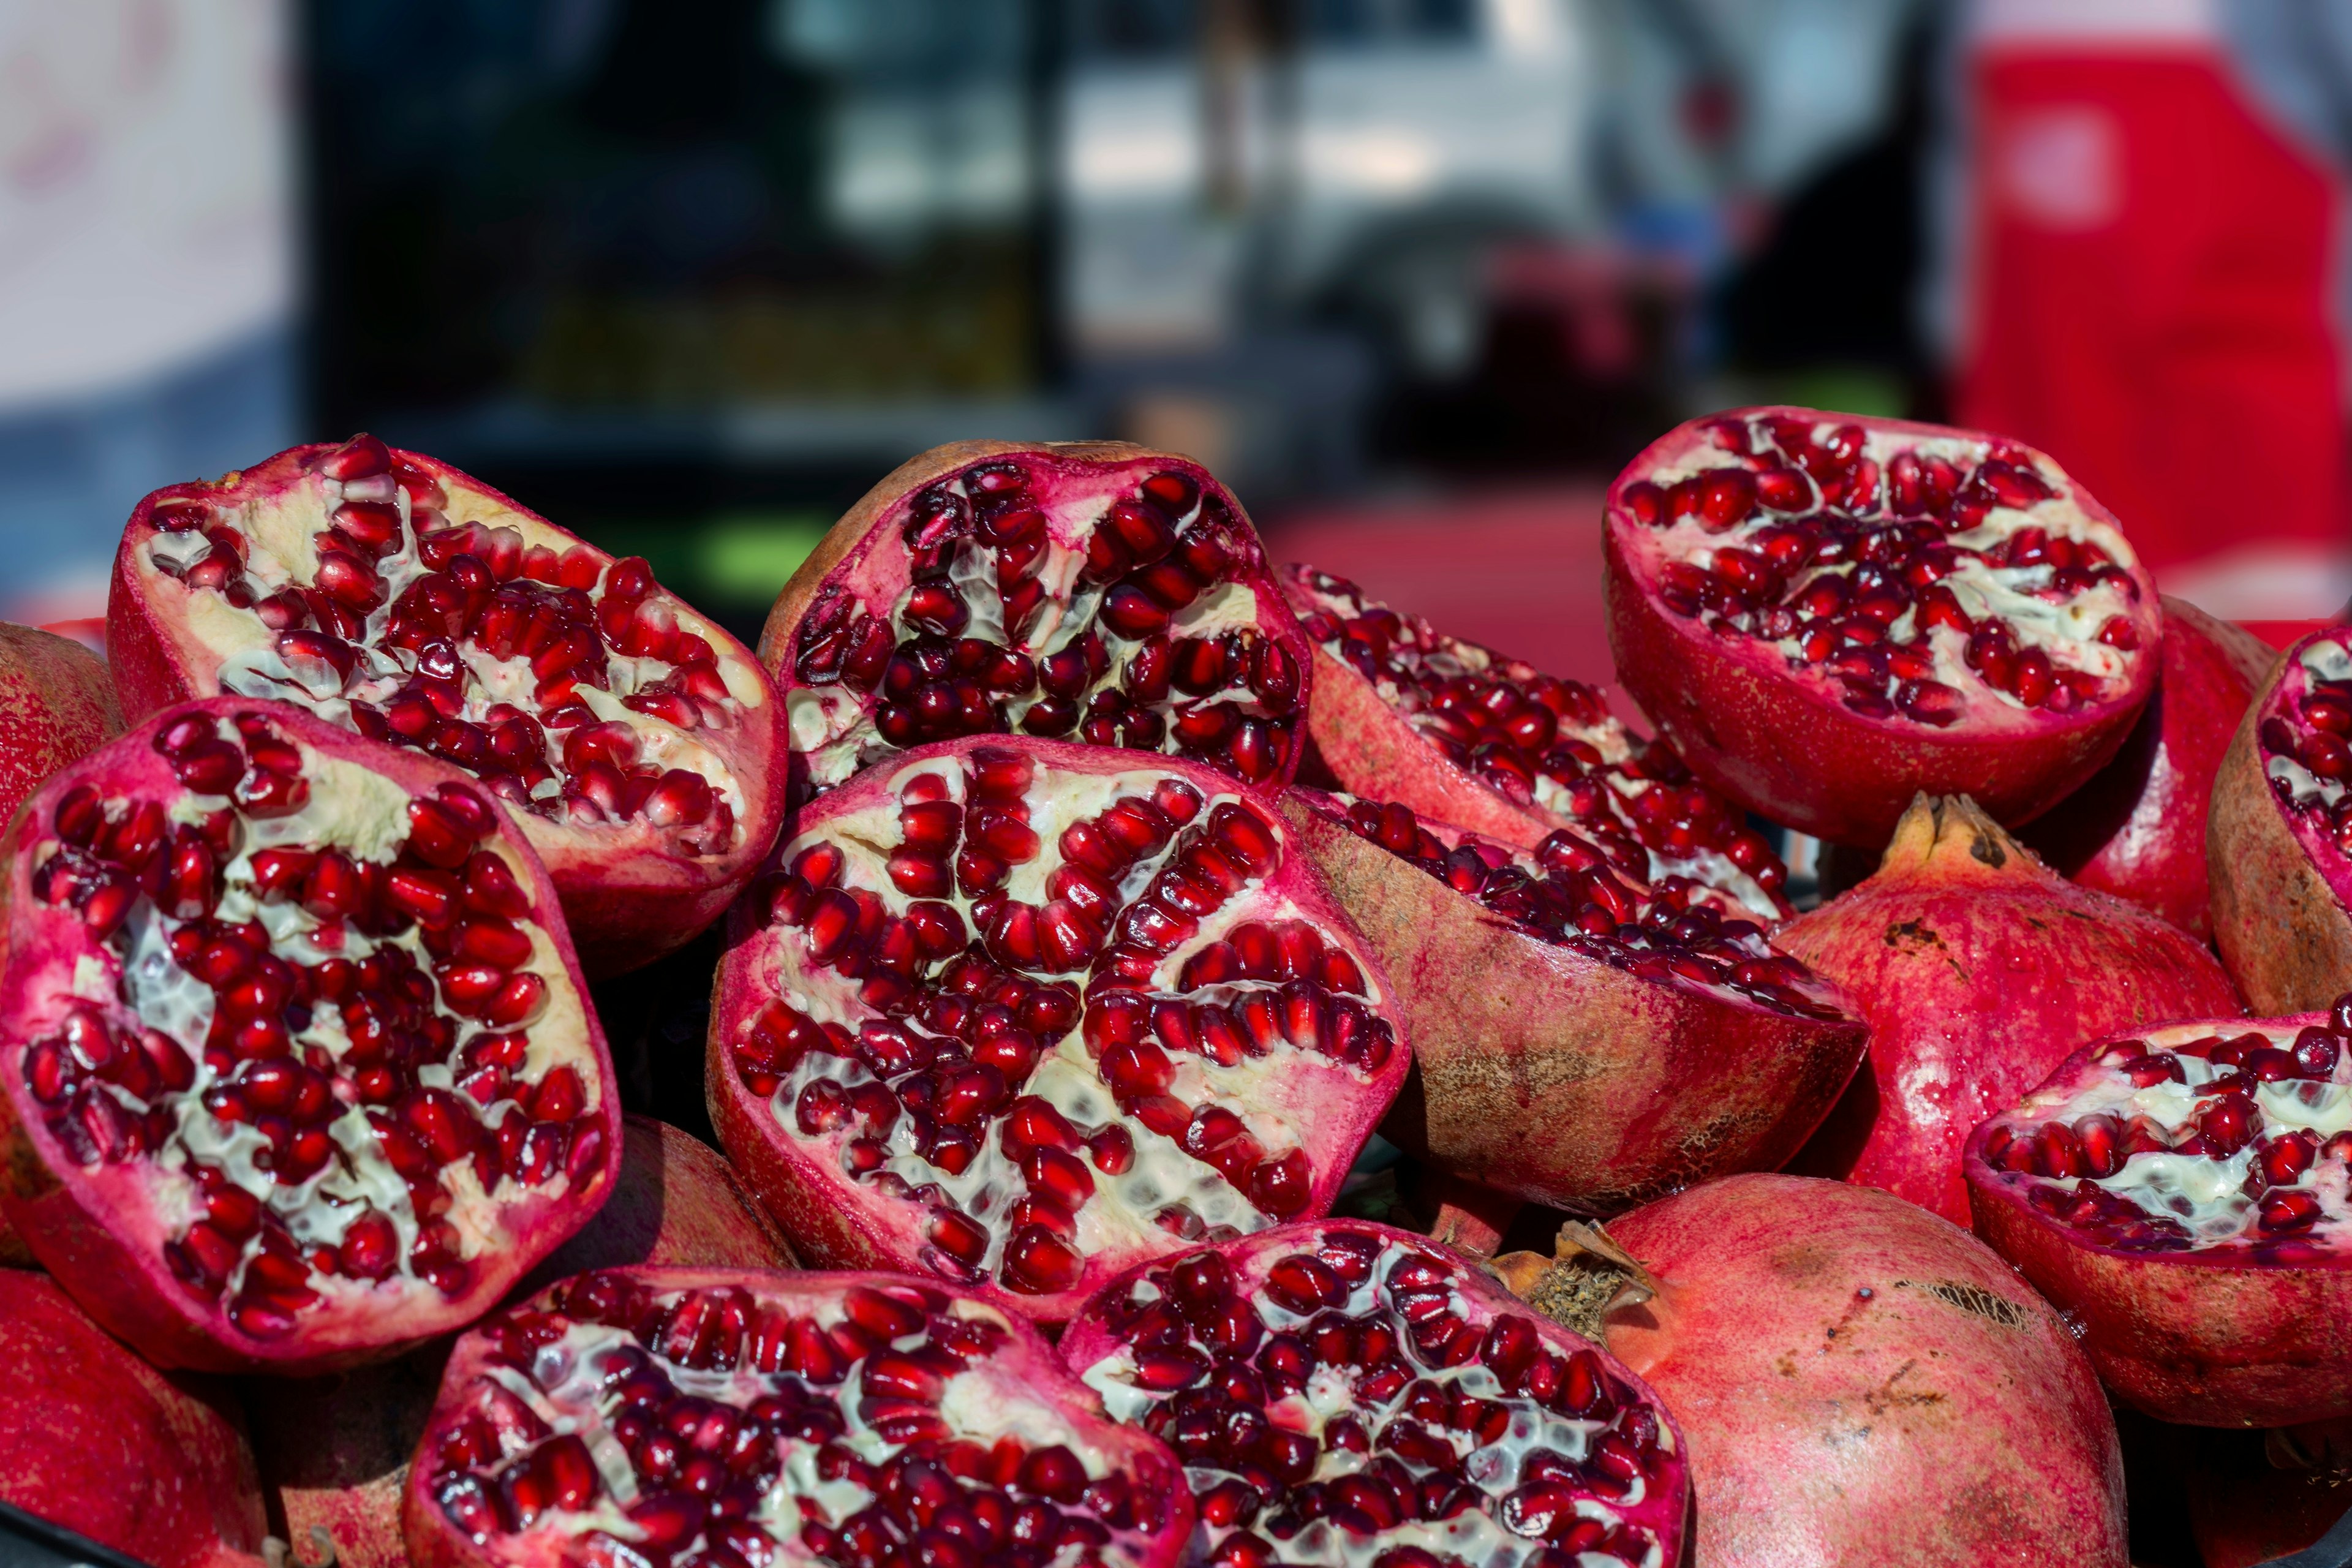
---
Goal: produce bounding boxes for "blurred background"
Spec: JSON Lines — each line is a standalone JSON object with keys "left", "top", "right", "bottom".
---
{"left": 6, "top": 0, "right": 2352, "bottom": 680}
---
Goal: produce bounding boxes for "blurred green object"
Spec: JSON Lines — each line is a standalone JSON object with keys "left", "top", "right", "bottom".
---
{"left": 582, "top": 513, "right": 831, "bottom": 618}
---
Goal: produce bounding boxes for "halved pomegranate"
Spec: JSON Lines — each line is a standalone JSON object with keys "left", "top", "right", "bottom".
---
{"left": 1284, "top": 564, "right": 1789, "bottom": 922}
{"left": 2209, "top": 623, "right": 2352, "bottom": 1011}
{"left": 761, "top": 441, "right": 1313, "bottom": 801}
{"left": 1966, "top": 1005, "right": 2352, "bottom": 1425}
{"left": 0, "top": 619, "right": 123, "bottom": 832}
{"left": 1604, "top": 407, "right": 2162, "bottom": 846}
{"left": 1060, "top": 1216, "right": 1689, "bottom": 1568}
{"left": 1283, "top": 791, "right": 1864, "bottom": 1213}
{"left": 401, "top": 1266, "right": 1195, "bottom": 1568}
{"left": 0, "top": 697, "right": 620, "bottom": 1373}
{"left": 708, "top": 736, "right": 1406, "bottom": 1320}
{"left": 106, "top": 435, "right": 786, "bottom": 975}
{"left": 2019, "top": 597, "right": 2275, "bottom": 938}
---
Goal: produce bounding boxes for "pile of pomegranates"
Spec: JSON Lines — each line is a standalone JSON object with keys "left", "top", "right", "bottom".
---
{"left": 0, "top": 412, "right": 2337, "bottom": 1567}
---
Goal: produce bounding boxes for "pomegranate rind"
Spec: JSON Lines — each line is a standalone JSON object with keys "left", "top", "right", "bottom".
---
{"left": 708, "top": 734, "right": 1408, "bottom": 1323}
{"left": 106, "top": 442, "right": 787, "bottom": 976}
{"left": 1964, "top": 1020, "right": 2352, "bottom": 1427}
{"left": 398, "top": 1265, "right": 1197, "bottom": 1568}
{"left": 1060, "top": 1216, "right": 1691, "bottom": 1568}
{"left": 0, "top": 620, "right": 124, "bottom": 834}
{"left": 254, "top": 1115, "right": 797, "bottom": 1568}
{"left": 758, "top": 439, "right": 1316, "bottom": 801}
{"left": 1597, "top": 1173, "right": 2128, "bottom": 1567}
{"left": 0, "top": 1268, "right": 268, "bottom": 1568}
{"left": 2210, "top": 626, "right": 2352, "bottom": 1012}
{"left": 1780, "top": 794, "right": 2244, "bottom": 1225}
{"left": 1281, "top": 793, "right": 1867, "bottom": 1212}
{"left": 1604, "top": 407, "right": 2162, "bottom": 847}
{"left": 2019, "top": 597, "right": 2273, "bottom": 938}
{"left": 0, "top": 698, "right": 624, "bottom": 1374}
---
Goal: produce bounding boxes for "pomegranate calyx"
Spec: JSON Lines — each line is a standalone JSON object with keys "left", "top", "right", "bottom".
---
{"left": 1489, "top": 1221, "right": 1662, "bottom": 1347}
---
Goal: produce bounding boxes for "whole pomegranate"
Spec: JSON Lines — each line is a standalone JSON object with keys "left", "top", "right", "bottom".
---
{"left": 0, "top": 619, "right": 123, "bottom": 829}
{"left": 1966, "top": 1004, "right": 2352, "bottom": 1426}
{"left": 763, "top": 440, "right": 1313, "bottom": 801}
{"left": 709, "top": 736, "right": 1406, "bottom": 1319}
{"left": 0, "top": 1268, "right": 268, "bottom": 1568}
{"left": 1283, "top": 564, "right": 1789, "bottom": 922}
{"left": 0, "top": 696, "right": 622, "bottom": 1373}
{"left": 105, "top": 434, "right": 786, "bottom": 975}
{"left": 2210, "top": 622, "right": 2352, "bottom": 1011}
{"left": 1500, "top": 1173, "right": 2128, "bottom": 1566}
{"left": 1284, "top": 791, "right": 1864, "bottom": 1213}
{"left": 2019, "top": 597, "right": 2274, "bottom": 938}
{"left": 402, "top": 1265, "right": 1196, "bottom": 1568}
{"left": 251, "top": 1114, "right": 796, "bottom": 1568}
{"left": 1778, "top": 793, "right": 2242, "bottom": 1224}
{"left": 1060, "top": 1216, "right": 1690, "bottom": 1568}
{"left": 1604, "top": 407, "right": 2162, "bottom": 846}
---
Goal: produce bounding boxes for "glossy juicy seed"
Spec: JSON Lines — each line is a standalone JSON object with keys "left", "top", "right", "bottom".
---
{"left": 20, "top": 708, "right": 600, "bottom": 1340}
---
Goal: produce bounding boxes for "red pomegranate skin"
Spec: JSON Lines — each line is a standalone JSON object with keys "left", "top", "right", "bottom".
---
{"left": 761, "top": 439, "right": 1315, "bottom": 802}
{"left": 105, "top": 438, "right": 787, "bottom": 976}
{"left": 1779, "top": 794, "right": 2242, "bottom": 1226}
{"left": 2019, "top": 597, "right": 2274, "bottom": 938}
{"left": 2183, "top": 1428, "right": 2351, "bottom": 1568}
{"left": 1965, "top": 1017, "right": 2352, "bottom": 1427}
{"left": 1598, "top": 1173, "right": 2128, "bottom": 1567}
{"left": 1283, "top": 791, "right": 1867, "bottom": 1213}
{"left": 1604, "top": 407, "right": 2163, "bottom": 848}
{"left": 2210, "top": 623, "right": 2352, "bottom": 1012}
{"left": 0, "top": 619, "right": 123, "bottom": 832}
{"left": 251, "top": 1115, "right": 796, "bottom": 1568}
{"left": 0, "top": 1268, "right": 268, "bottom": 1568}
{"left": 0, "top": 697, "right": 624, "bottom": 1374}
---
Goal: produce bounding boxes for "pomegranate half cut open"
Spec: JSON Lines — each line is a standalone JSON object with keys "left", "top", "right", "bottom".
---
{"left": 107, "top": 435, "right": 786, "bottom": 976}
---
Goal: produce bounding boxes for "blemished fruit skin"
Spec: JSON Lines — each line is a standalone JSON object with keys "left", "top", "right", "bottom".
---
{"left": 1778, "top": 793, "right": 2243, "bottom": 1224}
{"left": 1596, "top": 1174, "right": 2129, "bottom": 1567}
{"left": 2019, "top": 597, "right": 2274, "bottom": 938}
{"left": 1604, "top": 407, "right": 2162, "bottom": 848}
{"left": 0, "top": 1268, "right": 270, "bottom": 1568}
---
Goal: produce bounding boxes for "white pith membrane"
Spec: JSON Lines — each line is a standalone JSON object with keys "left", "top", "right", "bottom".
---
{"left": 1284, "top": 567, "right": 1786, "bottom": 924}
{"left": 422, "top": 1272, "right": 1178, "bottom": 1567}
{"left": 1978, "top": 1016, "right": 2352, "bottom": 1253}
{"left": 785, "top": 457, "right": 1304, "bottom": 794}
{"left": 1618, "top": 414, "right": 2148, "bottom": 723}
{"left": 136, "top": 438, "right": 761, "bottom": 854}
{"left": 1315, "top": 793, "right": 1846, "bottom": 1023}
{"left": 10, "top": 710, "right": 603, "bottom": 1341}
{"left": 1077, "top": 1228, "right": 1678, "bottom": 1568}
{"left": 728, "top": 748, "right": 1398, "bottom": 1299}
{"left": 2259, "top": 634, "right": 2352, "bottom": 862}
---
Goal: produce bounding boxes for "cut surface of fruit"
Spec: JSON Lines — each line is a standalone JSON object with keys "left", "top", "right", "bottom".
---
{"left": 1967, "top": 1006, "right": 2352, "bottom": 1425}
{"left": 2211, "top": 623, "right": 2352, "bottom": 1011}
{"left": 0, "top": 698, "right": 620, "bottom": 1373}
{"left": 1284, "top": 564, "right": 1789, "bottom": 922}
{"left": 709, "top": 737, "right": 1406, "bottom": 1320}
{"left": 401, "top": 1266, "right": 1194, "bottom": 1568}
{"left": 1059, "top": 1217, "right": 1689, "bottom": 1568}
{"left": 106, "top": 435, "right": 785, "bottom": 974}
{"left": 1287, "top": 791, "right": 1864, "bottom": 1212}
{"left": 762, "top": 440, "right": 1312, "bottom": 801}
{"left": 1604, "top": 407, "right": 2162, "bottom": 845}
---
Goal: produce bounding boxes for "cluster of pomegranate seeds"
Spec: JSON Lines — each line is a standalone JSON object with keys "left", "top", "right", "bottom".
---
{"left": 423, "top": 1272, "right": 1180, "bottom": 1568}
{"left": 18, "top": 709, "right": 601, "bottom": 1338}
{"left": 2259, "top": 633, "right": 2352, "bottom": 857}
{"left": 1077, "top": 1227, "right": 1676, "bottom": 1568}
{"left": 1617, "top": 413, "right": 2144, "bottom": 723}
{"left": 144, "top": 434, "right": 742, "bottom": 849}
{"left": 1978, "top": 1000, "right": 2352, "bottom": 1257}
{"left": 729, "top": 745, "right": 1396, "bottom": 1297}
{"left": 1285, "top": 567, "right": 1785, "bottom": 920}
{"left": 790, "top": 460, "right": 1303, "bottom": 791}
{"left": 1325, "top": 796, "right": 1842, "bottom": 1022}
